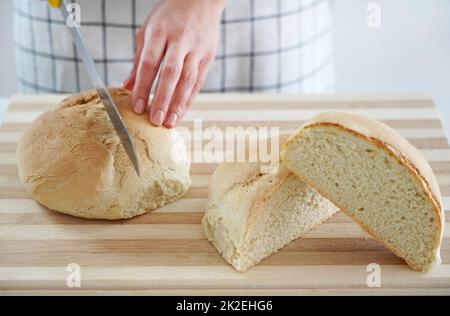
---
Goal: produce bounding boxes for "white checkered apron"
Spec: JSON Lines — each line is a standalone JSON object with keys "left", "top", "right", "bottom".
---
{"left": 14, "top": 0, "right": 334, "bottom": 94}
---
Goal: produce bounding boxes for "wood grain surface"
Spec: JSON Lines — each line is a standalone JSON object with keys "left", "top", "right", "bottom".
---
{"left": 0, "top": 94, "right": 449, "bottom": 295}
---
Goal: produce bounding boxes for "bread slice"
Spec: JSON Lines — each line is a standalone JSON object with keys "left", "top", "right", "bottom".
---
{"left": 202, "top": 158, "right": 339, "bottom": 272}
{"left": 281, "top": 111, "right": 444, "bottom": 272}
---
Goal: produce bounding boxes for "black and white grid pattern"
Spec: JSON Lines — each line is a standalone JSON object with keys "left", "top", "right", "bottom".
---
{"left": 14, "top": 0, "right": 334, "bottom": 94}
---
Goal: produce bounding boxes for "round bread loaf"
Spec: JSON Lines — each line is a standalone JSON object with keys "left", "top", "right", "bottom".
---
{"left": 17, "top": 88, "right": 191, "bottom": 219}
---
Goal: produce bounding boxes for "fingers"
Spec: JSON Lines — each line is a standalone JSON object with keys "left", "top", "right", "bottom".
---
{"left": 122, "top": 42, "right": 143, "bottom": 91}
{"left": 163, "top": 53, "right": 199, "bottom": 128}
{"left": 164, "top": 54, "right": 215, "bottom": 127}
{"left": 188, "top": 55, "right": 214, "bottom": 107}
{"left": 131, "top": 35, "right": 166, "bottom": 114}
{"left": 174, "top": 55, "right": 213, "bottom": 125}
{"left": 126, "top": 24, "right": 216, "bottom": 127}
{"left": 149, "top": 44, "right": 187, "bottom": 126}
{"left": 123, "top": 28, "right": 145, "bottom": 91}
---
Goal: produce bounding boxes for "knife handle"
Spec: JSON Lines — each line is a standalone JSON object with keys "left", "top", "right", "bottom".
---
{"left": 48, "top": 0, "right": 61, "bottom": 8}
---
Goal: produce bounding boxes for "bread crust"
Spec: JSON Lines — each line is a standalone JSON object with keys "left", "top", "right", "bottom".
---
{"left": 281, "top": 111, "right": 444, "bottom": 271}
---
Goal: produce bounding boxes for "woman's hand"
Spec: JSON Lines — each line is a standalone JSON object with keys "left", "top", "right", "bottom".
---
{"left": 123, "top": 0, "right": 225, "bottom": 127}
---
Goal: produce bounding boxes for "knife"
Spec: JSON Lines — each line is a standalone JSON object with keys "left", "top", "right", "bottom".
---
{"left": 48, "top": 0, "right": 141, "bottom": 176}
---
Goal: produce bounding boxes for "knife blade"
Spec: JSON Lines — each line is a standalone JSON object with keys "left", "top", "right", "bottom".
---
{"left": 55, "top": 0, "right": 140, "bottom": 176}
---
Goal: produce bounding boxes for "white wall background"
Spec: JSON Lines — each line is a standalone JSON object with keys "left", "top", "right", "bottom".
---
{"left": 333, "top": 0, "right": 450, "bottom": 136}
{"left": 0, "top": 0, "right": 449, "bottom": 135}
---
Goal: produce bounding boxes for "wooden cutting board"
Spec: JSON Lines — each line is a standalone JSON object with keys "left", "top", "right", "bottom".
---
{"left": 0, "top": 94, "right": 449, "bottom": 295}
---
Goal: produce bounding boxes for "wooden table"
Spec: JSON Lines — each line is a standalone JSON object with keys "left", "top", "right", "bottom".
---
{"left": 0, "top": 94, "right": 449, "bottom": 295}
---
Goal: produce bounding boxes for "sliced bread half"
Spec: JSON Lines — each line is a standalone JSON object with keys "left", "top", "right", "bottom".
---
{"left": 281, "top": 111, "right": 444, "bottom": 271}
{"left": 202, "top": 156, "right": 339, "bottom": 272}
